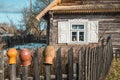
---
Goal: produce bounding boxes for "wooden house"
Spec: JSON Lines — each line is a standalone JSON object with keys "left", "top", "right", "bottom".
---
{"left": 36, "top": 0, "right": 120, "bottom": 51}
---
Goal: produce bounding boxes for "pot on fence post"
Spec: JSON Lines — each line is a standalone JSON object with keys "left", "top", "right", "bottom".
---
{"left": 44, "top": 45, "right": 55, "bottom": 65}
{"left": 19, "top": 48, "right": 32, "bottom": 80}
{"left": 44, "top": 45, "right": 55, "bottom": 80}
{"left": 19, "top": 48, "right": 32, "bottom": 66}
{"left": 7, "top": 48, "right": 18, "bottom": 80}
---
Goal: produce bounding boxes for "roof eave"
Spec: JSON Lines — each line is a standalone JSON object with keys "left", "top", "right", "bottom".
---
{"left": 36, "top": 0, "right": 61, "bottom": 21}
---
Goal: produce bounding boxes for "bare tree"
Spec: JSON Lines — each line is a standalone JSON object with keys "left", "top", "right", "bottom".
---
{"left": 21, "top": 0, "right": 53, "bottom": 35}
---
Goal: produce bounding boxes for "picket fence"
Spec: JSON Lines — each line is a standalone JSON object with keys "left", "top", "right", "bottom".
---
{"left": 0, "top": 36, "right": 113, "bottom": 80}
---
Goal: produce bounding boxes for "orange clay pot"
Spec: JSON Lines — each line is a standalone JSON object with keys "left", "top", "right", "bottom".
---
{"left": 7, "top": 48, "right": 18, "bottom": 64}
{"left": 44, "top": 45, "right": 55, "bottom": 65}
{"left": 19, "top": 48, "right": 31, "bottom": 66}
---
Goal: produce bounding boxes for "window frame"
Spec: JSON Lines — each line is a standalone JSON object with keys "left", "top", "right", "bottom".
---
{"left": 70, "top": 22, "right": 87, "bottom": 44}
{"left": 58, "top": 19, "right": 99, "bottom": 44}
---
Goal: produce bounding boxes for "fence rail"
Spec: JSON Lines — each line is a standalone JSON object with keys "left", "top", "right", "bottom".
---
{"left": 1, "top": 36, "right": 113, "bottom": 80}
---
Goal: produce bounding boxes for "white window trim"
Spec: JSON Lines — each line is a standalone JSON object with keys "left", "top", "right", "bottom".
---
{"left": 58, "top": 19, "right": 99, "bottom": 44}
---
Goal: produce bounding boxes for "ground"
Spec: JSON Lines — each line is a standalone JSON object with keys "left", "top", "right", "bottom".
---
{"left": 106, "top": 58, "right": 120, "bottom": 80}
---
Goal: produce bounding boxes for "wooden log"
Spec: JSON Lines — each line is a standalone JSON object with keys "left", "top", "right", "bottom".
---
{"left": 0, "top": 51, "right": 4, "bottom": 80}
{"left": 68, "top": 48, "right": 73, "bottom": 80}
{"left": 56, "top": 48, "right": 62, "bottom": 80}
{"left": 33, "top": 49, "right": 40, "bottom": 80}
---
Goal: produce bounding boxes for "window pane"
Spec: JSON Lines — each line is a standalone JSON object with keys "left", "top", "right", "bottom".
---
{"left": 72, "top": 32, "right": 77, "bottom": 41}
{"left": 72, "top": 25, "right": 77, "bottom": 29}
{"left": 72, "top": 25, "right": 84, "bottom": 29}
{"left": 77, "top": 25, "right": 84, "bottom": 29}
{"left": 79, "top": 32, "right": 84, "bottom": 41}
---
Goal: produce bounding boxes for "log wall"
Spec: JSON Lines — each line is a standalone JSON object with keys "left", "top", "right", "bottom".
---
{"left": 48, "top": 13, "right": 120, "bottom": 51}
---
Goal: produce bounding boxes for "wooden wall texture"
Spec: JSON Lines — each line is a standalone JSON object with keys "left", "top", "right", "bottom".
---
{"left": 48, "top": 13, "right": 120, "bottom": 52}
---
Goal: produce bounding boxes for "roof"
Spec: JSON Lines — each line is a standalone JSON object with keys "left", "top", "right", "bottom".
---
{"left": 36, "top": 0, "right": 120, "bottom": 21}
{"left": 50, "top": 4, "right": 120, "bottom": 13}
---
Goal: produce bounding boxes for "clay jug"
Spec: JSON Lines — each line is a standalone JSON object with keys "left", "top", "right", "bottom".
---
{"left": 19, "top": 48, "right": 31, "bottom": 66}
{"left": 7, "top": 48, "right": 18, "bottom": 64}
{"left": 44, "top": 45, "right": 55, "bottom": 65}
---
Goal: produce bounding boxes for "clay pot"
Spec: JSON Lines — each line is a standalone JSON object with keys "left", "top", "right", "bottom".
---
{"left": 19, "top": 48, "right": 31, "bottom": 66}
{"left": 44, "top": 45, "right": 55, "bottom": 65}
{"left": 7, "top": 48, "right": 18, "bottom": 64}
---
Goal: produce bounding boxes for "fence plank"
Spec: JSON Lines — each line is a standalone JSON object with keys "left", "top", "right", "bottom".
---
{"left": 78, "top": 47, "right": 83, "bottom": 80}
{"left": 45, "top": 65, "right": 51, "bottom": 80}
{"left": 33, "top": 49, "right": 40, "bottom": 80}
{"left": 9, "top": 64, "right": 16, "bottom": 80}
{"left": 90, "top": 47, "right": 93, "bottom": 80}
{"left": 68, "top": 48, "right": 73, "bottom": 80}
{"left": 93, "top": 47, "right": 96, "bottom": 80}
{"left": 21, "top": 66, "right": 28, "bottom": 80}
{"left": 56, "top": 48, "right": 62, "bottom": 80}
{"left": 88, "top": 47, "right": 92, "bottom": 80}
{"left": 0, "top": 51, "right": 4, "bottom": 80}
{"left": 85, "top": 47, "right": 89, "bottom": 80}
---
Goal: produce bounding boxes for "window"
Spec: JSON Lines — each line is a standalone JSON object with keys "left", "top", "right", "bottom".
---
{"left": 58, "top": 19, "right": 98, "bottom": 44}
{"left": 71, "top": 25, "right": 85, "bottom": 43}
{"left": 72, "top": 32, "right": 77, "bottom": 41}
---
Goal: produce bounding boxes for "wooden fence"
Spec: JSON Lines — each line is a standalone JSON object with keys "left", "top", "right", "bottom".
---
{"left": 4, "top": 34, "right": 46, "bottom": 48}
{"left": 0, "top": 36, "right": 113, "bottom": 80}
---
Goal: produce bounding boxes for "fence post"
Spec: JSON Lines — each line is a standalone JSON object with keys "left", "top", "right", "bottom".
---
{"left": 68, "top": 48, "right": 73, "bottom": 80}
{"left": 78, "top": 47, "right": 85, "bottom": 80}
{"left": 19, "top": 49, "right": 32, "bottom": 80}
{"left": 0, "top": 50, "right": 4, "bottom": 80}
{"left": 45, "top": 65, "right": 51, "bottom": 80}
{"left": 33, "top": 48, "right": 40, "bottom": 80}
{"left": 7, "top": 48, "right": 18, "bottom": 80}
{"left": 44, "top": 45, "right": 55, "bottom": 80}
{"left": 56, "top": 48, "right": 62, "bottom": 80}
{"left": 85, "top": 47, "right": 89, "bottom": 80}
{"left": 21, "top": 66, "right": 29, "bottom": 80}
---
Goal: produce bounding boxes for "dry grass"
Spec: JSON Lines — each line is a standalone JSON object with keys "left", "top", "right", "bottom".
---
{"left": 106, "top": 57, "right": 120, "bottom": 80}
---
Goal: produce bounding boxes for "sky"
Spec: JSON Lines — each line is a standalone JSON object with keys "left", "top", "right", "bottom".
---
{"left": 0, "top": 0, "right": 35, "bottom": 29}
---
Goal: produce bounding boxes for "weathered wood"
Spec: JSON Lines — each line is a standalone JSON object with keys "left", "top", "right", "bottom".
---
{"left": 87, "top": 47, "right": 92, "bottom": 80}
{"left": 5, "top": 74, "right": 78, "bottom": 80}
{"left": 90, "top": 48, "right": 94, "bottom": 80}
{"left": 33, "top": 49, "right": 40, "bottom": 80}
{"left": 3, "top": 36, "right": 113, "bottom": 80}
{"left": 68, "top": 48, "right": 73, "bottom": 80}
{"left": 45, "top": 65, "right": 51, "bottom": 80}
{"left": 9, "top": 64, "right": 16, "bottom": 80}
{"left": 21, "top": 66, "right": 28, "bottom": 80}
{"left": 56, "top": 48, "right": 62, "bottom": 80}
{"left": 78, "top": 47, "right": 84, "bottom": 80}
{"left": 0, "top": 51, "right": 4, "bottom": 80}
{"left": 85, "top": 47, "right": 89, "bottom": 80}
